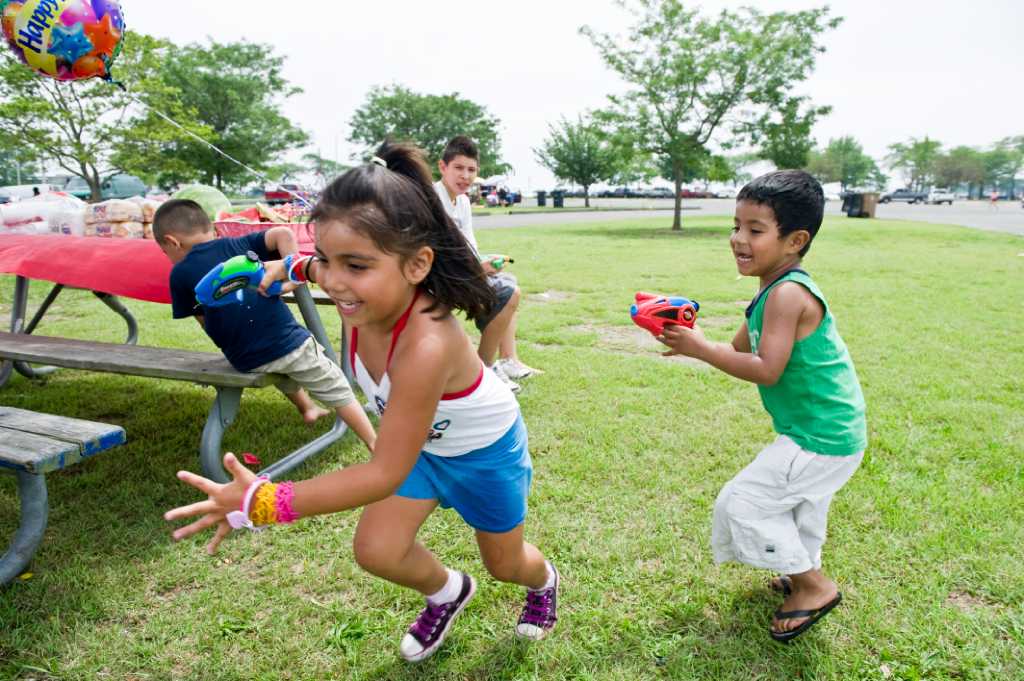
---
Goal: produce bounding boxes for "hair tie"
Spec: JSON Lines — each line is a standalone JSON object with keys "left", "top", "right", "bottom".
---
{"left": 370, "top": 156, "right": 387, "bottom": 169}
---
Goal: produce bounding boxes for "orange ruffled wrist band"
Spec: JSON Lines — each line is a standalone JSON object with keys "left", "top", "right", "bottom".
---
{"left": 248, "top": 481, "right": 299, "bottom": 526}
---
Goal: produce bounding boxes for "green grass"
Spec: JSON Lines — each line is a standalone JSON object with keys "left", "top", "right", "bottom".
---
{"left": 1, "top": 216, "right": 1022, "bottom": 680}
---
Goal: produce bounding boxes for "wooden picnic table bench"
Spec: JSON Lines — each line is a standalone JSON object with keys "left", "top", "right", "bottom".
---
{"left": 0, "top": 407, "right": 126, "bottom": 585}
{"left": 0, "top": 331, "right": 350, "bottom": 484}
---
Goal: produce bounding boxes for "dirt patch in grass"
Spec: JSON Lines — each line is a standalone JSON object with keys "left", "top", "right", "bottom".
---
{"left": 946, "top": 590, "right": 999, "bottom": 613}
{"left": 528, "top": 290, "right": 575, "bottom": 303}
{"left": 571, "top": 323, "right": 707, "bottom": 368}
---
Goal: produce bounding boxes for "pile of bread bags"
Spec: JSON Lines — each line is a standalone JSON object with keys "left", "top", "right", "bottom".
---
{"left": 0, "top": 194, "right": 162, "bottom": 238}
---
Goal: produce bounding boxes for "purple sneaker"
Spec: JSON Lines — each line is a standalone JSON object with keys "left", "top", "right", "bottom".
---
{"left": 516, "top": 561, "right": 559, "bottom": 640}
{"left": 399, "top": 572, "right": 476, "bottom": 662}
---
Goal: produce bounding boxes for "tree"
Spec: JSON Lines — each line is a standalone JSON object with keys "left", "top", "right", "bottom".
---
{"left": 348, "top": 84, "right": 509, "bottom": 178}
{"left": 806, "top": 136, "right": 883, "bottom": 191}
{"left": 995, "top": 136, "right": 1024, "bottom": 198}
{"left": 0, "top": 32, "right": 194, "bottom": 200}
{"left": 933, "top": 146, "right": 984, "bottom": 196}
{"left": 751, "top": 96, "right": 830, "bottom": 170}
{"left": 886, "top": 137, "right": 942, "bottom": 191}
{"left": 154, "top": 40, "right": 309, "bottom": 191}
{"left": 980, "top": 146, "right": 1016, "bottom": 196}
{"left": 582, "top": 1, "right": 840, "bottom": 230}
{"left": 534, "top": 115, "right": 618, "bottom": 206}
{"left": 0, "top": 142, "right": 42, "bottom": 186}
{"left": 302, "top": 152, "right": 350, "bottom": 189}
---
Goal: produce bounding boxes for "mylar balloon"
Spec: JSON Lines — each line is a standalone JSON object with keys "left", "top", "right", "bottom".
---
{"left": 1, "top": 0, "right": 125, "bottom": 81}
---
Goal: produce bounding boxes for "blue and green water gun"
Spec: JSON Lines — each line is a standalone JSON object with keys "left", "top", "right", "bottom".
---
{"left": 194, "top": 251, "right": 283, "bottom": 307}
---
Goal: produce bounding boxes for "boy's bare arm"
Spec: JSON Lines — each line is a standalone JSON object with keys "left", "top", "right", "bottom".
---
{"left": 731, "top": 322, "right": 751, "bottom": 353}
{"left": 660, "top": 284, "right": 806, "bottom": 386}
{"left": 194, "top": 313, "right": 205, "bottom": 329}
{"left": 263, "top": 226, "right": 300, "bottom": 256}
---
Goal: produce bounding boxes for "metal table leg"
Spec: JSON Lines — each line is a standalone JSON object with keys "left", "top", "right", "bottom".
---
{"left": 199, "top": 386, "right": 243, "bottom": 483}
{"left": 1, "top": 278, "right": 138, "bottom": 385}
{"left": 93, "top": 292, "right": 139, "bottom": 345}
{"left": 292, "top": 285, "right": 338, "bottom": 364}
{"left": 0, "top": 470, "right": 48, "bottom": 586}
{"left": 11, "top": 278, "right": 62, "bottom": 379}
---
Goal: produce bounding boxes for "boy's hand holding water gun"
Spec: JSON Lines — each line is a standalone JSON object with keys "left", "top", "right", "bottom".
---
{"left": 629, "top": 291, "right": 707, "bottom": 358}
{"left": 481, "top": 254, "right": 513, "bottom": 275}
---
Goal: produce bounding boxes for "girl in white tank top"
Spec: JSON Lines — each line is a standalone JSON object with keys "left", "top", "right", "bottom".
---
{"left": 165, "top": 141, "right": 559, "bottom": 663}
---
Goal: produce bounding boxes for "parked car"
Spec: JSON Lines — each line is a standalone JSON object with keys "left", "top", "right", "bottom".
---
{"left": 264, "top": 183, "right": 313, "bottom": 205}
{"left": 679, "top": 188, "right": 714, "bottom": 199}
{"left": 879, "top": 188, "right": 927, "bottom": 204}
{"left": 644, "top": 187, "right": 675, "bottom": 199}
{"left": 65, "top": 174, "right": 147, "bottom": 201}
{"left": 926, "top": 187, "right": 955, "bottom": 205}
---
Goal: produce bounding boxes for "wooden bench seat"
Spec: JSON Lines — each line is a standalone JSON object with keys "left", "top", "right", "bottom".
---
{"left": 0, "top": 407, "right": 126, "bottom": 585}
{"left": 0, "top": 332, "right": 281, "bottom": 389}
{"left": 0, "top": 332, "right": 348, "bottom": 484}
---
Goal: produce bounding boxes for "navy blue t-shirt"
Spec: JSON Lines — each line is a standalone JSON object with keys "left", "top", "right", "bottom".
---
{"left": 169, "top": 232, "right": 310, "bottom": 371}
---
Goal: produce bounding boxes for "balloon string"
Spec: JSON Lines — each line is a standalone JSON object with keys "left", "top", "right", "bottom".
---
{"left": 120, "top": 89, "right": 314, "bottom": 209}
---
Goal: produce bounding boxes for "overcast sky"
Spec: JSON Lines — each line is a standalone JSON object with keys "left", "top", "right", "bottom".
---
{"left": 128, "top": 0, "right": 1022, "bottom": 189}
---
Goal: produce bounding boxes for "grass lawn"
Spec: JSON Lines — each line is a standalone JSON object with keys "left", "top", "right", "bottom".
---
{"left": 1, "top": 216, "right": 1022, "bottom": 680}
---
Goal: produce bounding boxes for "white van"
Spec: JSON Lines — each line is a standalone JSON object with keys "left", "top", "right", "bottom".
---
{"left": 0, "top": 184, "right": 56, "bottom": 203}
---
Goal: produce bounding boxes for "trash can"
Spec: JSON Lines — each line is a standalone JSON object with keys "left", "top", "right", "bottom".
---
{"left": 552, "top": 190, "right": 564, "bottom": 208}
{"left": 844, "top": 192, "right": 879, "bottom": 218}
{"left": 860, "top": 192, "right": 879, "bottom": 218}
{"left": 536, "top": 190, "right": 547, "bottom": 207}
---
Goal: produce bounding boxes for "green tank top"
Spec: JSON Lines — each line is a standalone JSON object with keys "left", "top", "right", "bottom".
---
{"left": 746, "top": 269, "right": 867, "bottom": 456}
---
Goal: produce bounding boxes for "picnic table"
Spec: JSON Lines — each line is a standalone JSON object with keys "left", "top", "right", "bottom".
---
{"left": 0, "top": 231, "right": 350, "bottom": 484}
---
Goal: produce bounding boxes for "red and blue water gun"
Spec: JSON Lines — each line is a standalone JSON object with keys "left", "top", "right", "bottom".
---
{"left": 630, "top": 291, "right": 700, "bottom": 336}
{"left": 194, "top": 251, "right": 283, "bottom": 307}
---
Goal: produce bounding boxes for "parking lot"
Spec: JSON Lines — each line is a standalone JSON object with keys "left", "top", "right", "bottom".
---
{"left": 484, "top": 197, "right": 1024, "bottom": 236}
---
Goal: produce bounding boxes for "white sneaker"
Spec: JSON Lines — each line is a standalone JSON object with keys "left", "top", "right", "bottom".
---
{"left": 490, "top": 362, "right": 522, "bottom": 394}
{"left": 497, "top": 358, "right": 543, "bottom": 380}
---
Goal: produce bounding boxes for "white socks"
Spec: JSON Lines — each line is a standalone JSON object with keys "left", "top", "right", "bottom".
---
{"left": 427, "top": 568, "right": 462, "bottom": 605}
{"left": 530, "top": 561, "right": 556, "bottom": 592}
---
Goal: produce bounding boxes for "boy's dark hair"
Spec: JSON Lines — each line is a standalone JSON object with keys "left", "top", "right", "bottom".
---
{"left": 737, "top": 170, "right": 824, "bottom": 257}
{"left": 311, "top": 141, "right": 495, "bottom": 322}
{"left": 441, "top": 135, "right": 479, "bottom": 164}
{"left": 152, "top": 199, "right": 212, "bottom": 243}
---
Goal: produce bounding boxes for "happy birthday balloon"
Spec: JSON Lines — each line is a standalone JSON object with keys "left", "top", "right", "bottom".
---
{"left": 1, "top": 0, "right": 125, "bottom": 81}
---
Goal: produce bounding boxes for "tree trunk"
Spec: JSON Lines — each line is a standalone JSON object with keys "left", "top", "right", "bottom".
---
{"left": 584, "top": 186, "right": 590, "bottom": 208}
{"left": 672, "top": 174, "right": 683, "bottom": 231}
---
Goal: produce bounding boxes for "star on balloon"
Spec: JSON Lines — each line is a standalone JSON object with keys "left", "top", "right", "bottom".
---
{"left": 84, "top": 14, "right": 121, "bottom": 56}
{"left": 48, "top": 22, "right": 93, "bottom": 65}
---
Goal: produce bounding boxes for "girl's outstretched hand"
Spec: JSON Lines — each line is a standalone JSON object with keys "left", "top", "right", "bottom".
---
{"left": 164, "top": 452, "right": 255, "bottom": 555}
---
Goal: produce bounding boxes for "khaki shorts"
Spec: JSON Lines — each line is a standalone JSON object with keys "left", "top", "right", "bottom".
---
{"left": 253, "top": 336, "right": 355, "bottom": 408}
{"left": 711, "top": 435, "right": 863, "bottom": 574}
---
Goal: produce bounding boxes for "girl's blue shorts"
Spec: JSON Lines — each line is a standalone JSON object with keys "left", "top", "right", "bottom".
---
{"left": 396, "top": 415, "right": 531, "bottom": 533}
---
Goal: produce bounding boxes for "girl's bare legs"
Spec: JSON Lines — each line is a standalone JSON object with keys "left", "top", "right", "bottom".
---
{"left": 475, "top": 524, "right": 548, "bottom": 589}
{"left": 477, "top": 524, "right": 559, "bottom": 640}
{"left": 352, "top": 495, "right": 444, "bottom": 594}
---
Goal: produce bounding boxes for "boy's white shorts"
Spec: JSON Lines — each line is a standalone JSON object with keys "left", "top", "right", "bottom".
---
{"left": 253, "top": 336, "right": 355, "bottom": 408}
{"left": 712, "top": 435, "right": 863, "bottom": 574}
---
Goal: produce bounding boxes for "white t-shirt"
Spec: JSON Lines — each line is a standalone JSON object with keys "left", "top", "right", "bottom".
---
{"left": 433, "top": 180, "right": 479, "bottom": 256}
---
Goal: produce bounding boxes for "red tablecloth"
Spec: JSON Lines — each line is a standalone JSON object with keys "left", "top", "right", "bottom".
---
{"left": 0, "top": 225, "right": 315, "bottom": 305}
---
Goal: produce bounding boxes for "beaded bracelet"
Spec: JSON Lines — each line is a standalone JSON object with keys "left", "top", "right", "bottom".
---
{"left": 287, "top": 255, "right": 313, "bottom": 284}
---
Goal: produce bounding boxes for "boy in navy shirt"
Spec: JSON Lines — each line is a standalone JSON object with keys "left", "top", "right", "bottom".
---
{"left": 153, "top": 199, "right": 375, "bottom": 450}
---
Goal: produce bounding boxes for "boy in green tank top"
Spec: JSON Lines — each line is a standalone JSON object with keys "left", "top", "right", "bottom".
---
{"left": 659, "top": 170, "right": 867, "bottom": 643}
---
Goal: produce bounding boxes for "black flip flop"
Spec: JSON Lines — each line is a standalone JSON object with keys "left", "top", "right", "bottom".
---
{"left": 770, "top": 575, "right": 792, "bottom": 596}
{"left": 769, "top": 592, "right": 842, "bottom": 643}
